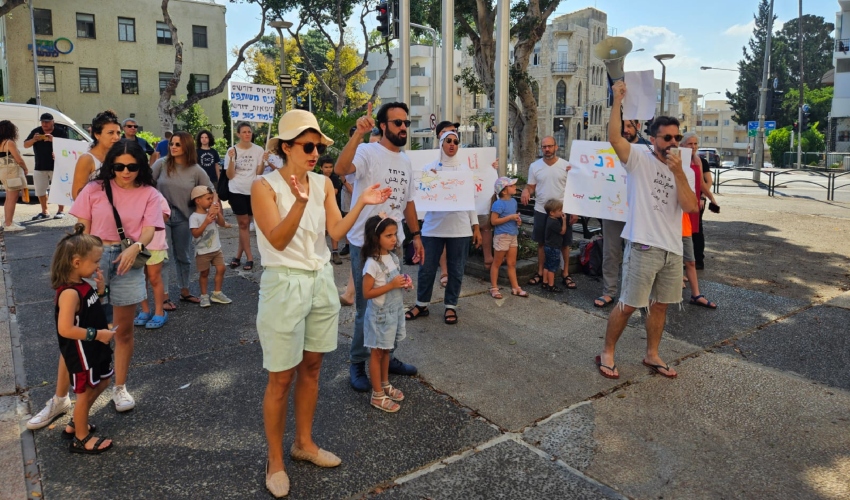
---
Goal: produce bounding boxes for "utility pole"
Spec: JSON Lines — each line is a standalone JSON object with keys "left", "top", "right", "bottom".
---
{"left": 494, "top": 0, "right": 509, "bottom": 176}
{"left": 441, "top": 0, "right": 455, "bottom": 122}
{"left": 796, "top": 0, "right": 803, "bottom": 168}
{"left": 28, "top": 0, "right": 41, "bottom": 105}
{"left": 752, "top": 0, "right": 774, "bottom": 182}
{"left": 398, "top": 0, "right": 410, "bottom": 108}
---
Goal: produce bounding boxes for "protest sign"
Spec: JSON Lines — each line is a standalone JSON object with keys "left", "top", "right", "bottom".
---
{"left": 49, "top": 137, "right": 90, "bottom": 207}
{"left": 407, "top": 147, "right": 497, "bottom": 215}
{"left": 229, "top": 82, "right": 277, "bottom": 123}
{"left": 411, "top": 170, "right": 475, "bottom": 212}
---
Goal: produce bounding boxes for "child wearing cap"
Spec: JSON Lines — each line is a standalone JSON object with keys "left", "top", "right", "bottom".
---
{"left": 189, "top": 185, "right": 231, "bottom": 307}
{"left": 489, "top": 177, "right": 527, "bottom": 298}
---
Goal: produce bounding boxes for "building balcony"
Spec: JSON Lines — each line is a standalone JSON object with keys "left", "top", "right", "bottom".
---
{"left": 410, "top": 75, "right": 430, "bottom": 87}
{"left": 734, "top": 125, "right": 746, "bottom": 131}
{"left": 550, "top": 23, "right": 581, "bottom": 37}
{"left": 410, "top": 105, "right": 430, "bottom": 118}
{"left": 554, "top": 105, "right": 577, "bottom": 117}
{"left": 836, "top": 38, "right": 849, "bottom": 55}
{"left": 410, "top": 45, "right": 432, "bottom": 59}
{"left": 551, "top": 62, "right": 578, "bottom": 75}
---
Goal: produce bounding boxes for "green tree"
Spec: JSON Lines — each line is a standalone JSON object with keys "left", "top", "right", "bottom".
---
{"left": 221, "top": 99, "right": 232, "bottom": 146}
{"left": 727, "top": 0, "right": 786, "bottom": 125}
{"left": 766, "top": 127, "right": 790, "bottom": 165}
{"left": 773, "top": 15, "right": 835, "bottom": 90}
{"left": 780, "top": 85, "right": 832, "bottom": 132}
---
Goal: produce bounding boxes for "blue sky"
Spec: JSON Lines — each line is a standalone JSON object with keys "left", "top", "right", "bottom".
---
{"left": 216, "top": 0, "right": 837, "bottom": 101}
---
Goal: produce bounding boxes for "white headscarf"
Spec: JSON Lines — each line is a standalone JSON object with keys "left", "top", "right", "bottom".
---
{"left": 438, "top": 130, "right": 461, "bottom": 168}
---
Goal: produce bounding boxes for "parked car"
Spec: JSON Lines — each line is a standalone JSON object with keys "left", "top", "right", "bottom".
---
{"left": 697, "top": 148, "right": 720, "bottom": 168}
{"left": 720, "top": 160, "right": 736, "bottom": 168}
{"left": 0, "top": 103, "right": 91, "bottom": 204}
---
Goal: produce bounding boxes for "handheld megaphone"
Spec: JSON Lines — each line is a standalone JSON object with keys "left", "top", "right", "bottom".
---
{"left": 593, "top": 36, "right": 632, "bottom": 82}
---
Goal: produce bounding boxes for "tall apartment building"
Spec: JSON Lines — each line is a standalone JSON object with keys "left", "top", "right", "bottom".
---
{"left": 679, "top": 88, "right": 700, "bottom": 133}
{"left": 0, "top": 0, "right": 227, "bottom": 132}
{"left": 830, "top": 0, "right": 850, "bottom": 152}
{"left": 698, "top": 99, "right": 749, "bottom": 166}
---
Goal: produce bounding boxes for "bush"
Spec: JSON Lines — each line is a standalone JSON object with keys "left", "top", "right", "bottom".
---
{"left": 213, "top": 137, "right": 229, "bottom": 158}
{"left": 138, "top": 130, "right": 161, "bottom": 147}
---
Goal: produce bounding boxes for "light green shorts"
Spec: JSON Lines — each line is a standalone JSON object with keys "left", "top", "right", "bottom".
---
{"left": 146, "top": 249, "right": 168, "bottom": 266}
{"left": 257, "top": 263, "right": 341, "bottom": 372}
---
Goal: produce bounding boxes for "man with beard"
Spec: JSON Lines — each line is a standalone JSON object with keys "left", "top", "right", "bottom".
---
{"left": 594, "top": 119, "right": 649, "bottom": 308}
{"left": 595, "top": 81, "right": 698, "bottom": 380}
{"left": 335, "top": 101, "right": 425, "bottom": 392}
{"left": 521, "top": 136, "right": 575, "bottom": 290}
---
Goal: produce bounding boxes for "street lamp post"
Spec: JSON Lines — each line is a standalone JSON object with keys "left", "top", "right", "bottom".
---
{"left": 654, "top": 54, "right": 675, "bottom": 116}
{"left": 293, "top": 67, "right": 327, "bottom": 113}
{"left": 269, "top": 20, "right": 293, "bottom": 112}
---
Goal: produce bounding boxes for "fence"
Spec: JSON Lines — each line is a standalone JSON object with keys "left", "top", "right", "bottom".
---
{"left": 780, "top": 152, "right": 850, "bottom": 170}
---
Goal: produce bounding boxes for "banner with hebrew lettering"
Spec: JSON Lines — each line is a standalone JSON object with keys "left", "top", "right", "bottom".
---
{"left": 564, "top": 141, "right": 629, "bottom": 222}
{"left": 406, "top": 147, "right": 497, "bottom": 215}
{"left": 229, "top": 82, "right": 277, "bottom": 123}
{"left": 411, "top": 170, "right": 475, "bottom": 212}
{"left": 49, "top": 137, "right": 90, "bottom": 207}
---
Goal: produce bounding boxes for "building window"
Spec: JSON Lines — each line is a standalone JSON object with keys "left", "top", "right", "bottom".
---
{"left": 557, "top": 39, "right": 569, "bottom": 66}
{"left": 532, "top": 43, "right": 541, "bottom": 66}
{"left": 38, "top": 66, "right": 56, "bottom": 92}
{"left": 33, "top": 9, "right": 52, "bottom": 36}
{"left": 194, "top": 74, "right": 210, "bottom": 94}
{"left": 531, "top": 80, "right": 540, "bottom": 103}
{"left": 577, "top": 41, "right": 584, "bottom": 66}
{"left": 121, "top": 70, "right": 139, "bottom": 95}
{"left": 118, "top": 17, "right": 135, "bottom": 42}
{"left": 411, "top": 65, "right": 426, "bottom": 77}
{"left": 555, "top": 80, "right": 566, "bottom": 115}
{"left": 473, "top": 94, "right": 481, "bottom": 109}
{"left": 411, "top": 95, "right": 425, "bottom": 106}
{"left": 76, "top": 13, "right": 96, "bottom": 39}
{"left": 159, "top": 72, "right": 174, "bottom": 94}
{"left": 79, "top": 68, "right": 99, "bottom": 93}
{"left": 157, "top": 22, "right": 172, "bottom": 45}
{"left": 577, "top": 82, "right": 582, "bottom": 107}
{"left": 192, "top": 25, "right": 208, "bottom": 48}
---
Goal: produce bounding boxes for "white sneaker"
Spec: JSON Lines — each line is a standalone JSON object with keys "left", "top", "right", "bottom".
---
{"left": 199, "top": 294, "right": 211, "bottom": 307}
{"left": 210, "top": 291, "right": 232, "bottom": 304}
{"left": 249, "top": 222, "right": 255, "bottom": 232}
{"left": 113, "top": 385, "right": 136, "bottom": 412}
{"left": 3, "top": 223, "right": 25, "bottom": 232}
{"left": 26, "top": 395, "right": 71, "bottom": 430}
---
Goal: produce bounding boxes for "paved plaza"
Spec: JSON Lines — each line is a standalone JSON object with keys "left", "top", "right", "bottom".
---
{"left": 1, "top": 187, "right": 849, "bottom": 499}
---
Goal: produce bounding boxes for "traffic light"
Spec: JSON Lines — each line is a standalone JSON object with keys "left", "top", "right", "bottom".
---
{"left": 391, "top": 0, "right": 399, "bottom": 39}
{"left": 376, "top": 1, "right": 390, "bottom": 39}
{"left": 792, "top": 121, "right": 798, "bottom": 132}
{"left": 583, "top": 116, "right": 589, "bottom": 129}
{"left": 765, "top": 89, "right": 774, "bottom": 117}
{"left": 801, "top": 105, "right": 810, "bottom": 130}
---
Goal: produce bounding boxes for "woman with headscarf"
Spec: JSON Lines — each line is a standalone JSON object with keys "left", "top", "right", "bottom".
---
{"left": 405, "top": 130, "right": 481, "bottom": 325}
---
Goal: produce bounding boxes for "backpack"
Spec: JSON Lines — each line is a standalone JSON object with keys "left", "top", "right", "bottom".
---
{"left": 579, "top": 237, "right": 604, "bottom": 276}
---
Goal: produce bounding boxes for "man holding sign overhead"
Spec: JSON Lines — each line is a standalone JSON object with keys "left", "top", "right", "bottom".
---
{"left": 596, "top": 80, "right": 698, "bottom": 381}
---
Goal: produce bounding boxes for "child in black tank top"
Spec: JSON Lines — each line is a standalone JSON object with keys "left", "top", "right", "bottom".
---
{"left": 51, "top": 224, "right": 116, "bottom": 454}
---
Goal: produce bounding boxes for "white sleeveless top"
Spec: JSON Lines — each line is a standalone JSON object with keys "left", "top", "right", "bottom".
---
{"left": 256, "top": 170, "right": 329, "bottom": 270}
{"left": 84, "top": 152, "right": 102, "bottom": 180}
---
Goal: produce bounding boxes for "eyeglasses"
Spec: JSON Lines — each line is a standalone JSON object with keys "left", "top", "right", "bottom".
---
{"left": 169, "top": 142, "right": 181, "bottom": 148}
{"left": 113, "top": 163, "right": 141, "bottom": 172}
{"left": 293, "top": 141, "right": 327, "bottom": 155}
{"left": 385, "top": 119, "right": 411, "bottom": 128}
{"left": 656, "top": 134, "right": 683, "bottom": 142}
{"left": 541, "top": 144, "right": 556, "bottom": 149}
{"left": 443, "top": 138, "right": 459, "bottom": 145}
{"left": 124, "top": 124, "right": 138, "bottom": 129}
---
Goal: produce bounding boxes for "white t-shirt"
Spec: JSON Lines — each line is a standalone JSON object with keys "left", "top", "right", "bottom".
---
{"left": 264, "top": 153, "right": 283, "bottom": 174}
{"left": 189, "top": 212, "right": 222, "bottom": 255}
{"left": 420, "top": 159, "right": 477, "bottom": 238}
{"left": 224, "top": 144, "right": 264, "bottom": 195}
{"left": 340, "top": 173, "right": 354, "bottom": 212}
{"left": 620, "top": 144, "right": 694, "bottom": 255}
{"left": 363, "top": 254, "right": 399, "bottom": 307}
{"left": 347, "top": 143, "right": 414, "bottom": 247}
{"left": 527, "top": 157, "right": 570, "bottom": 213}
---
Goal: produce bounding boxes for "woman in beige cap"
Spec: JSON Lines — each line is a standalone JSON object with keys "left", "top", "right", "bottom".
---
{"left": 251, "top": 110, "right": 390, "bottom": 498}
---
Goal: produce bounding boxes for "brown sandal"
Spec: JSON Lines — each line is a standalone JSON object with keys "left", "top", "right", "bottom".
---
{"left": 511, "top": 288, "right": 529, "bottom": 297}
{"left": 489, "top": 287, "right": 503, "bottom": 299}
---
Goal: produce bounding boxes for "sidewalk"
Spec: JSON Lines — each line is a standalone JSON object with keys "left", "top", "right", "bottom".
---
{"left": 1, "top": 193, "right": 849, "bottom": 499}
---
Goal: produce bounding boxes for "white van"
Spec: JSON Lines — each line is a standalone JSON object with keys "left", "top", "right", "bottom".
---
{"left": 0, "top": 103, "right": 91, "bottom": 200}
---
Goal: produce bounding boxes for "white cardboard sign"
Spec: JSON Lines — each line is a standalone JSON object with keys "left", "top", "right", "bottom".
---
{"left": 49, "top": 138, "right": 90, "bottom": 207}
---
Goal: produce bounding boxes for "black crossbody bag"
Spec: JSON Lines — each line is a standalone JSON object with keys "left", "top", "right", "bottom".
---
{"left": 103, "top": 180, "right": 151, "bottom": 269}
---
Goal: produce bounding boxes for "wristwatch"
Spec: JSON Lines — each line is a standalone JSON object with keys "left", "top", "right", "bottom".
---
{"left": 134, "top": 241, "right": 146, "bottom": 251}
{"left": 410, "top": 231, "right": 421, "bottom": 237}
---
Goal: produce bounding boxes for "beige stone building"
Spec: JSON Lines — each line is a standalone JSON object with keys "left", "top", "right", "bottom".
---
{"left": 0, "top": 0, "right": 227, "bottom": 133}
{"left": 678, "top": 88, "right": 700, "bottom": 133}
{"left": 698, "top": 99, "right": 750, "bottom": 166}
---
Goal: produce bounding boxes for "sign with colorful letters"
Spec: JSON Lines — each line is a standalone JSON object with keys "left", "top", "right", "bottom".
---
{"left": 411, "top": 170, "right": 475, "bottom": 212}
{"left": 49, "top": 138, "right": 90, "bottom": 207}
{"left": 229, "top": 82, "right": 277, "bottom": 123}
{"left": 406, "top": 147, "right": 498, "bottom": 215}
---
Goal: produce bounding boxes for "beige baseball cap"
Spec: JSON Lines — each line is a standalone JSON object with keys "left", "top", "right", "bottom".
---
{"left": 267, "top": 110, "right": 334, "bottom": 153}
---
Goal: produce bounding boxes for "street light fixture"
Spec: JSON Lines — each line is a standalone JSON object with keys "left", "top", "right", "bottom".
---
{"left": 269, "top": 19, "right": 293, "bottom": 111}
{"left": 700, "top": 66, "right": 737, "bottom": 72}
{"left": 700, "top": 91, "right": 721, "bottom": 143}
{"left": 654, "top": 54, "right": 675, "bottom": 116}
{"left": 293, "top": 66, "right": 328, "bottom": 113}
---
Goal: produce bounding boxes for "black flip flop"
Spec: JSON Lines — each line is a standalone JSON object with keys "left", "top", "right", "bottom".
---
{"left": 643, "top": 360, "right": 678, "bottom": 379}
{"left": 595, "top": 355, "right": 619, "bottom": 379}
{"left": 229, "top": 257, "right": 241, "bottom": 269}
{"left": 180, "top": 294, "right": 201, "bottom": 304}
{"left": 243, "top": 261, "right": 254, "bottom": 271}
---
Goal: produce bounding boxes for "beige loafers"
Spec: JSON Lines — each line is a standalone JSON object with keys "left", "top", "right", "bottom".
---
{"left": 290, "top": 445, "right": 342, "bottom": 468}
{"left": 265, "top": 461, "right": 290, "bottom": 498}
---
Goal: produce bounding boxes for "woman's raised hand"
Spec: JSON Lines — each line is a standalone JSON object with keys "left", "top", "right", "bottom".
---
{"left": 288, "top": 175, "right": 309, "bottom": 203}
{"left": 359, "top": 183, "right": 391, "bottom": 205}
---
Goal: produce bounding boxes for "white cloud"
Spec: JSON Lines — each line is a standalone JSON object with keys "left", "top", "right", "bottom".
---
{"left": 620, "top": 25, "right": 686, "bottom": 53}
{"left": 724, "top": 20, "right": 755, "bottom": 37}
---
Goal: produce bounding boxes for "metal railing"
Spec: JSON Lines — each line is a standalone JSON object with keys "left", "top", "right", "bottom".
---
{"left": 711, "top": 166, "right": 850, "bottom": 201}
{"left": 551, "top": 62, "right": 578, "bottom": 74}
{"left": 554, "top": 105, "right": 577, "bottom": 116}
{"left": 836, "top": 39, "right": 849, "bottom": 53}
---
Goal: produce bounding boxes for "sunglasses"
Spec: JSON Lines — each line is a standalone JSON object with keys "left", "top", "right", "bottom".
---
{"left": 293, "top": 141, "right": 327, "bottom": 155}
{"left": 656, "top": 134, "right": 683, "bottom": 142}
{"left": 385, "top": 119, "right": 411, "bottom": 128}
{"left": 443, "top": 138, "right": 459, "bottom": 145}
{"left": 170, "top": 142, "right": 181, "bottom": 147}
{"left": 124, "top": 124, "right": 138, "bottom": 128}
{"left": 113, "top": 163, "right": 141, "bottom": 172}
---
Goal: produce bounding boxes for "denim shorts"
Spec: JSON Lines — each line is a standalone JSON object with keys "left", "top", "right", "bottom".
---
{"left": 100, "top": 244, "right": 146, "bottom": 307}
{"left": 543, "top": 245, "right": 561, "bottom": 273}
{"left": 256, "top": 263, "right": 340, "bottom": 372}
{"left": 682, "top": 236, "right": 695, "bottom": 263}
{"left": 619, "top": 242, "right": 683, "bottom": 308}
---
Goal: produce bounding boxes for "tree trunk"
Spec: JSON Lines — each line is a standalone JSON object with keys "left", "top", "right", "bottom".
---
{"left": 0, "top": 0, "right": 26, "bottom": 19}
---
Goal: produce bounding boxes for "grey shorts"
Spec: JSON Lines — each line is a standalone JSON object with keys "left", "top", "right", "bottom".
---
{"left": 682, "top": 236, "right": 695, "bottom": 263}
{"left": 33, "top": 170, "right": 53, "bottom": 197}
{"left": 100, "top": 244, "right": 146, "bottom": 307}
{"left": 619, "top": 242, "right": 683, "bottom": 308}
